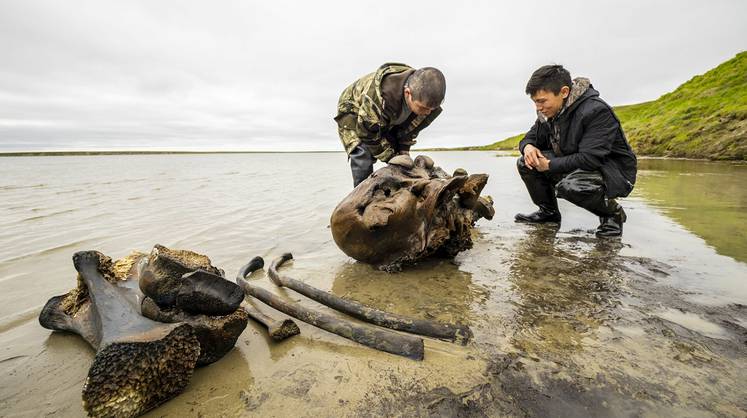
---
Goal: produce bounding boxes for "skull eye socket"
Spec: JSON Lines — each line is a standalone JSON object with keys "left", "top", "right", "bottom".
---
{"left": 371, "top": 177, "right": 405, "bottom": 199}
{"left": 373, "top": 187, "right": 394, "bottom": 199}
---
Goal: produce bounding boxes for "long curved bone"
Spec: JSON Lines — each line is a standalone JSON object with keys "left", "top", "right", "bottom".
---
{"left": 39, "top": 251, "right": 200, "bottom": 418}
{"left": 236, "top": 256, "right": 425, "bottom": 360}
{"left": 268, "top": 253, "right": 473, "bottom": 345}
{"left": 236, "top": 258, "right": 300, "bottom": 341}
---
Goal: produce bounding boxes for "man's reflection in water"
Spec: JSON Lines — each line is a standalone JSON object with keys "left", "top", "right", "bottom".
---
{"left": 508, "top": 226, "right": 624, "bottom": 356}
{"left": 330, "top": 259, "right": 487, "bottom": 326}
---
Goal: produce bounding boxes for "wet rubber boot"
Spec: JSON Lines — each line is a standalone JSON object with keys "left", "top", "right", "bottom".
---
{"left": 515, "top": 205, "right": 562, "bottom": 224}
{"left": 350, "top": 145, "right": 375, "bottom": 187}
{"left": 516, "top": 156, "right": 561, "bottom": 224}
{"left": 596, "top": 206, "right": 626, "bottom": 237}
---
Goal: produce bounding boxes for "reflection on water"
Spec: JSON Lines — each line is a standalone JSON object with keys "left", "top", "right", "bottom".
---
{"left": 331, "top": 258, "right": 487, "bottom": 326}
{"left": 145, "top": 348, "right": 254, "bottom": 417}
{"left": 633, "top": 159, "right": 747, "bottom": 263}
{"left": 508, "top": 226, "right": 624, "bottom": 354}
{"left": 1, "top": 153, "right": 746, "bottom": 416}
{"left": 654, "top": 308, "right": 730, "bottom": 340}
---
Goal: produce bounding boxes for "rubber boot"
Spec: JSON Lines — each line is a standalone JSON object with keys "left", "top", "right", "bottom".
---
{"left": 350, "top": 145, "right": 375, "bottom": 187}
{"left": 515, "top": 205, "right": 562, "bottom": 224}
{"left": 516, "top": 156, "right": 561, "bottom": 224}
{"left": 596, "top": 205, "right": 626, "bottom": 237}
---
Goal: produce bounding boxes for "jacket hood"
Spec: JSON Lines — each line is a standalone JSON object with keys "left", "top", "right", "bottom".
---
{"left": 374, "top": 63, "right": 414, "bottom": 103}
{"left": 565, "top": 77, "right": 592, "bottom": 109}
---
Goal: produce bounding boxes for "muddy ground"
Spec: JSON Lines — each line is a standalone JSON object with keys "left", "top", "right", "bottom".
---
{"left": 0, "top": 153, "right": 745, "bottom": 417}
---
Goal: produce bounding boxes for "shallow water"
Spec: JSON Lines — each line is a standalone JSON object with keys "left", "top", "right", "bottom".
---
{"left": 0, "top": 152, "right": 745, "bottom": 417}
{"left": 634, "top": 159, "right": 747, "bottom": 264}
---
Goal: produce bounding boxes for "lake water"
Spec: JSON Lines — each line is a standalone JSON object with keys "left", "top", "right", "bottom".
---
{"left": 1, "top": 152, "right": 745, "bottom": 416}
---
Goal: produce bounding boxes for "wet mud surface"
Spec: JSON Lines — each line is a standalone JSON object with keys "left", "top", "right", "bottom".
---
{"left": 0, "top": 153, "right": 745, "bottom": 417}
{"left": 330, "top": 226, "right": 747, "bottom": 418}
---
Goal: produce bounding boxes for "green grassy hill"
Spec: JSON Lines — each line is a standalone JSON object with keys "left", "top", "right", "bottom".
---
{"left": 464, "top": 52, "right": 747, "bottom": 160}
{"left": 426, "top": 133, "right": 524, "bottom": 151}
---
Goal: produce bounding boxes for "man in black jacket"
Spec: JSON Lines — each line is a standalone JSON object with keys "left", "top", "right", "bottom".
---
{"left": 515, "top": 65, "right": 637, "bottom": 237}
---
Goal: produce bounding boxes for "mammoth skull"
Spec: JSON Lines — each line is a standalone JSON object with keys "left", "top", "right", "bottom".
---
{"left": 331, "top": 155, "right": 494, "bottom": 270}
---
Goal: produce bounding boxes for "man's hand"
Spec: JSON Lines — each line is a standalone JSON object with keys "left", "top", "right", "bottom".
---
{"left": 535, "top": 156, "right": 550, "bottom": 172}
{"left": 523, "top": 144, "right": 545, "bottom": 170}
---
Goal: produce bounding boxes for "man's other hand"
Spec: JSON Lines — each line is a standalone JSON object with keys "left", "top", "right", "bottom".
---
{"left": 536, "top": 156, "right": 550, "bottom": 172}
{"left": 523, "top": 144, "right": 545, "bottom": 170}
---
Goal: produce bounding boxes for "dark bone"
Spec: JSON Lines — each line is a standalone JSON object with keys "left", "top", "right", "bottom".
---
{"left": 236, "top": 258, "right": 300, "bottom": 341}
{"left": 131, "top": 248, "right": 249, "bottom": 364}
{"left": 236, "top": 256, "right": 425, "bottom": 360}
{"left": 138, "top": 244, "right": 238, "bottom": 312}
{"left": 39, "top": 251, "right": 200, "bottom": 418}
{"left": 243, "top": 304, "right": 301, "bottom": 341}
{"left": 175, "top": 269, "right": 245, "bottom": 316}
{"left": 140, "top": 297, "right": 249, "bottom": 366}
{"left": 458, "top": 173, "right": 494, "bottom": 220}
{"left": 268, "top": 253, "right": 473, "bottom": 345}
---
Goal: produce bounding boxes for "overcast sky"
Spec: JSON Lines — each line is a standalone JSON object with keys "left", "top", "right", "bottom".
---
{"left": 1, "top": 1, "right": 745, "bottom": 152}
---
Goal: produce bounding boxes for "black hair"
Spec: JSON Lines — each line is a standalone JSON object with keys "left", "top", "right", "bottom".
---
{"left": 525, "top": 65, "right": 572, "bottom": 96}
{"left": 406, "top": 67, "right": 446, "bottom": 108}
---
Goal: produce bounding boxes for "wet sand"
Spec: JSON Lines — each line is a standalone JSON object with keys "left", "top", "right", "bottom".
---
{"left": 0, "top": 152, "right": 745, "bottom": 417}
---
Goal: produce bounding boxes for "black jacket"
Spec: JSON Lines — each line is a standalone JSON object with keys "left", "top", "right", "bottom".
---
{"left": 519, "top": 86, "right": 637, "bottom": 198}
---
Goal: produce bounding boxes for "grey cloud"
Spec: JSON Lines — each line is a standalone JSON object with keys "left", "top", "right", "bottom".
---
{"left": 1, "top": 0, "right": 745, "bottom": 152}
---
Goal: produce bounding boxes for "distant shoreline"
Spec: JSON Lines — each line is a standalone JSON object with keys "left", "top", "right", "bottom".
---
{"left": 0, "top": 149, "right": 501, "bottom": 157}
{"left": 2, "top": 150, "right": 741, "bottom": 163}
{"left": 0, "top": 150, "right": 343, "bottom": 157}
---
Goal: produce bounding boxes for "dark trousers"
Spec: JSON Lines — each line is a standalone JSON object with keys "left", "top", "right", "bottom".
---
{"left": 350, "top": 144, "right": 375, "bottom": 187}
{"left": 517, "top": 154, "right": 621, "bottom": 217}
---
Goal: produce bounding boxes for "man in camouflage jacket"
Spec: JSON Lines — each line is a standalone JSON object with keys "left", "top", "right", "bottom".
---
{"left": 335, "top": 63, "right": 446, "bottom": 186}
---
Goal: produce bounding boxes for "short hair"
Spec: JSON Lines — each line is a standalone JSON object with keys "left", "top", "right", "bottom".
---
{"left": 525, "top": 65, "right": 572, "bottom": 96}
{"left": 406, "top": 67, "right": 446, "bottom": 108}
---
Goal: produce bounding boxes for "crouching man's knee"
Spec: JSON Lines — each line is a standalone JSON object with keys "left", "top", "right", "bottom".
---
{"left": 516, "top": 156, "right": 532, "bottom": 174}
{"left": 556, "top": 170, "right": 605, "bottom": 204}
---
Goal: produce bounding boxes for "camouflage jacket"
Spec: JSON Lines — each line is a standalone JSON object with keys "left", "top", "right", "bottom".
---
{"left": 335, "top": 63, "right": 443, "bottom": 162}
